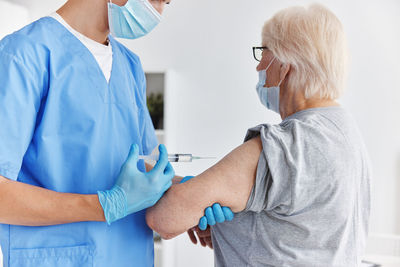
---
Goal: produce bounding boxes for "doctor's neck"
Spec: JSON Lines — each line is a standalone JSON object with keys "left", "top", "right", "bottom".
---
{"left": 57, "top": 0, "right": 111, "bottom": 45}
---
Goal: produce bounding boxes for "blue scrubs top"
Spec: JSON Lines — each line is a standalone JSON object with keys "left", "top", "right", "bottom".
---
{"left": 0, "top": 17, "right": 158, "bottom": 267}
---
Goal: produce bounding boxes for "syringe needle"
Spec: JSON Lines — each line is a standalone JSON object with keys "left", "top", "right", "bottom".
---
{"left": 192, "top": 156, "right": 216, "bottom": 160}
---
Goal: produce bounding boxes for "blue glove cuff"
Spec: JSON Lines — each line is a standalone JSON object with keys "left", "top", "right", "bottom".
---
{"left": 97, "top": 186, "right": 128, "bottom": 225}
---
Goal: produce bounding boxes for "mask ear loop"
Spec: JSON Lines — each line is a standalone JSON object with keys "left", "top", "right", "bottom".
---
{"left": 265, "top": 57, "right": 276, "bottom": 72}
{"left": 278, "top": 78, "right": 283, "bottom": 87}
{"left": 277, "top": 62, "right": 289, "bottom": 87}
{"left": 267, "top": 57, "right": 286, "bottom": 87}
{"left": 265, "top": 57, "right": 283, "bottom": 87}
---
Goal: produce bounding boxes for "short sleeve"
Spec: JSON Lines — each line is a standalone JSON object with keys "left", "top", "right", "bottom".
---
{"left": 0, "top": 50, "right": 44, "bottom": 180}
{"left": 244, "top": 124, "right": 292, "bottom": 214}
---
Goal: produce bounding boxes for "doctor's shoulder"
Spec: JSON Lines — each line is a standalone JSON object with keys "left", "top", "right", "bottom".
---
{"left": 0, "top": 18, "right": 54, "bottom": 69}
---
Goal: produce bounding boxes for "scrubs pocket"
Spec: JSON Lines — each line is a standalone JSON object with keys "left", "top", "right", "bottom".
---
{"left": 9, "top": 245, "right": 93, "bottom": 267}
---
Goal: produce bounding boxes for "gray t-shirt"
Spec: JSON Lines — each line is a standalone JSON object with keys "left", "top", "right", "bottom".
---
{"left": 212, "top": 107, "right": 371, "bottom": 267}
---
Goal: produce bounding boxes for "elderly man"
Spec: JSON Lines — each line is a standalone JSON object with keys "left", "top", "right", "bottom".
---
{"left": 147, "top": 4, "right": 371, "bottom": 266}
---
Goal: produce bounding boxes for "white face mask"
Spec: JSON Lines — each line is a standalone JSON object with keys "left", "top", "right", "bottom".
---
{"left": 255, "top": 57, "right": 282, "bottom": 114}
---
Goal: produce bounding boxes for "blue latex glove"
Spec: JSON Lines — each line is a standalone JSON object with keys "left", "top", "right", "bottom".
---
{"left": 181, "top": 176, "right": 234, "bottom": 231}
{"left": 98, "top": 144, "right": 175, "bottom": 225}
{"left": 199, "top": 203, "right": 234, "bottom": 231}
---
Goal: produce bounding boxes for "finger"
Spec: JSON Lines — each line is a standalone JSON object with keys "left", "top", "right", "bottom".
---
{"left": 222, "top": 206, "right": 234, "bottom": 221}
{"left": 198, "top": 235, "right": 206, "bottom": 247}
{"left": 198, "top": 216, "right": 208, "bottom": 231}
{"left": 212, "top": 203, "right": 225, "bottom": 223}
{"left": 197, "top": 229, "right": 211, "bottom": 238}
{"left": 205, "top": 207, "right": 216, "bottom": 226}
{"left": 151, "top": 144, "right": 169, "bottom": 174}
{"left": 180, "top": 176, "right": 195, "bottom": 184}
{"left": 163, "top": 162, "right": 175, "bottom": 177}
{"left": 187, "top": 230, "right": 198, "bottom": 245}
{"left": 204, "top": 236, "right": 212, "bottom": 249}
{"left": 126, "top": 144, "right": 139, "bottom": 164}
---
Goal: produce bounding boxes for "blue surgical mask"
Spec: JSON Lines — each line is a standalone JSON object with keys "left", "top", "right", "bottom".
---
{"left": 108, "top": 0, "right": 162, "bottom": 39}
{"left": 256, "top": 57, "right": 282, "bottom": 114}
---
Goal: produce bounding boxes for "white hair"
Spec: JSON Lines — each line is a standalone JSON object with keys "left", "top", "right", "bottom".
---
{"left": 262, "top": 4, "right": 349, "bottom": 100}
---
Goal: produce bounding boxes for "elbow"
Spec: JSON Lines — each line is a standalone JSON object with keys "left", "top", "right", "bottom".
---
{"left": 145, "top": 206, "right": 160, "bottom": 232}
{"left": 146, "top": 208, "right": 179, "bottom": 240}
{"left": 145, "top": 187, "right": 184, "bottom": 240}
{"left": 159, "top": 232, "right": 177, "bottom": 240}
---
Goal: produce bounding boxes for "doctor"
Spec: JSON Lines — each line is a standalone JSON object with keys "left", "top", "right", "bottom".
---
{"left": 0, "top": 0, "right": 230, "bottom": 266}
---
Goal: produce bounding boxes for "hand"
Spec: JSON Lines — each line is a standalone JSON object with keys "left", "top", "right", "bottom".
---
{"left": 187, "top": 226, "right": 213, "bottom": 249}
{"left": 198, "top": 203, "right": 234, "bottom": 231}
{"left": 180, "top": 176, "right": 235, "bottom": 231}
{"left": 98, "top": 144, "right": 175, "bottom": 224}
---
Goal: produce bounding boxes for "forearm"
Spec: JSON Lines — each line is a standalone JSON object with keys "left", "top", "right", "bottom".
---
{"left": 146, "top": 137, "right": 262, "bottom": 239}
{"left": 146, "top": 182, "right": 206, "bottom": 239}
{"left": 146, "top": 164, "right": 238, "bottom": 239}
{"left": 0, "top": 175, "right": 105, "bottom": 226}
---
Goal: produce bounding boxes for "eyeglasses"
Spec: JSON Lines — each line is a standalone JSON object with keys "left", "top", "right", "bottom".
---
{"left": 252, "top": 46, "right": 268, "bottom": 62}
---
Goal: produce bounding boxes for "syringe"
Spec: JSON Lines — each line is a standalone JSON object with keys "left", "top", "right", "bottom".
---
{"left": 138, "top": 154, "right": 215, "bottom": 163}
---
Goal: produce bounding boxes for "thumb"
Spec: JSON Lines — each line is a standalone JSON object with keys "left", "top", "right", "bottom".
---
{"left": 126, "top": 144, "right": 139, "bottom": 163}
{"left": 151, "top": 144, "right": 169, "bottom": 173}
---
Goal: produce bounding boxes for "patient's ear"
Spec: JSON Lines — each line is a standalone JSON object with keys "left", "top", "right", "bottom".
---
{"left": 279, "top": 63, "right": 290, "bottom": 81}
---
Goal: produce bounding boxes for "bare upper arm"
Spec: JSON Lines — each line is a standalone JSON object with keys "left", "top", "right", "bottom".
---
{"left": 146, "top": 136, "right": 262, "bottom": 239}
{"left": 0, "top": 175, "right": 11, "bottom": 185}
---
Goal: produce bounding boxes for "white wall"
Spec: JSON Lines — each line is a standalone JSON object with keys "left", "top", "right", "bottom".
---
{"left": 0, "top": 0, "right": 29, "bottom": 39}
{"left": 339, "top": 0, "right": 400, "bottom": 235}
{"left": 2, "top": 0, "right": 66, "bottom": 21}
{"left": 1, "top": 0, "right": 399, "bottom": 266}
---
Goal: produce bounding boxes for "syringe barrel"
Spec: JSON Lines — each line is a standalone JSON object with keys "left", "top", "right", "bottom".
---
{"left": 168, "top": 154, "right": 192, "bottom": 162}
{"left": 139, "top": 154, "right": 193, "bottom": 162}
